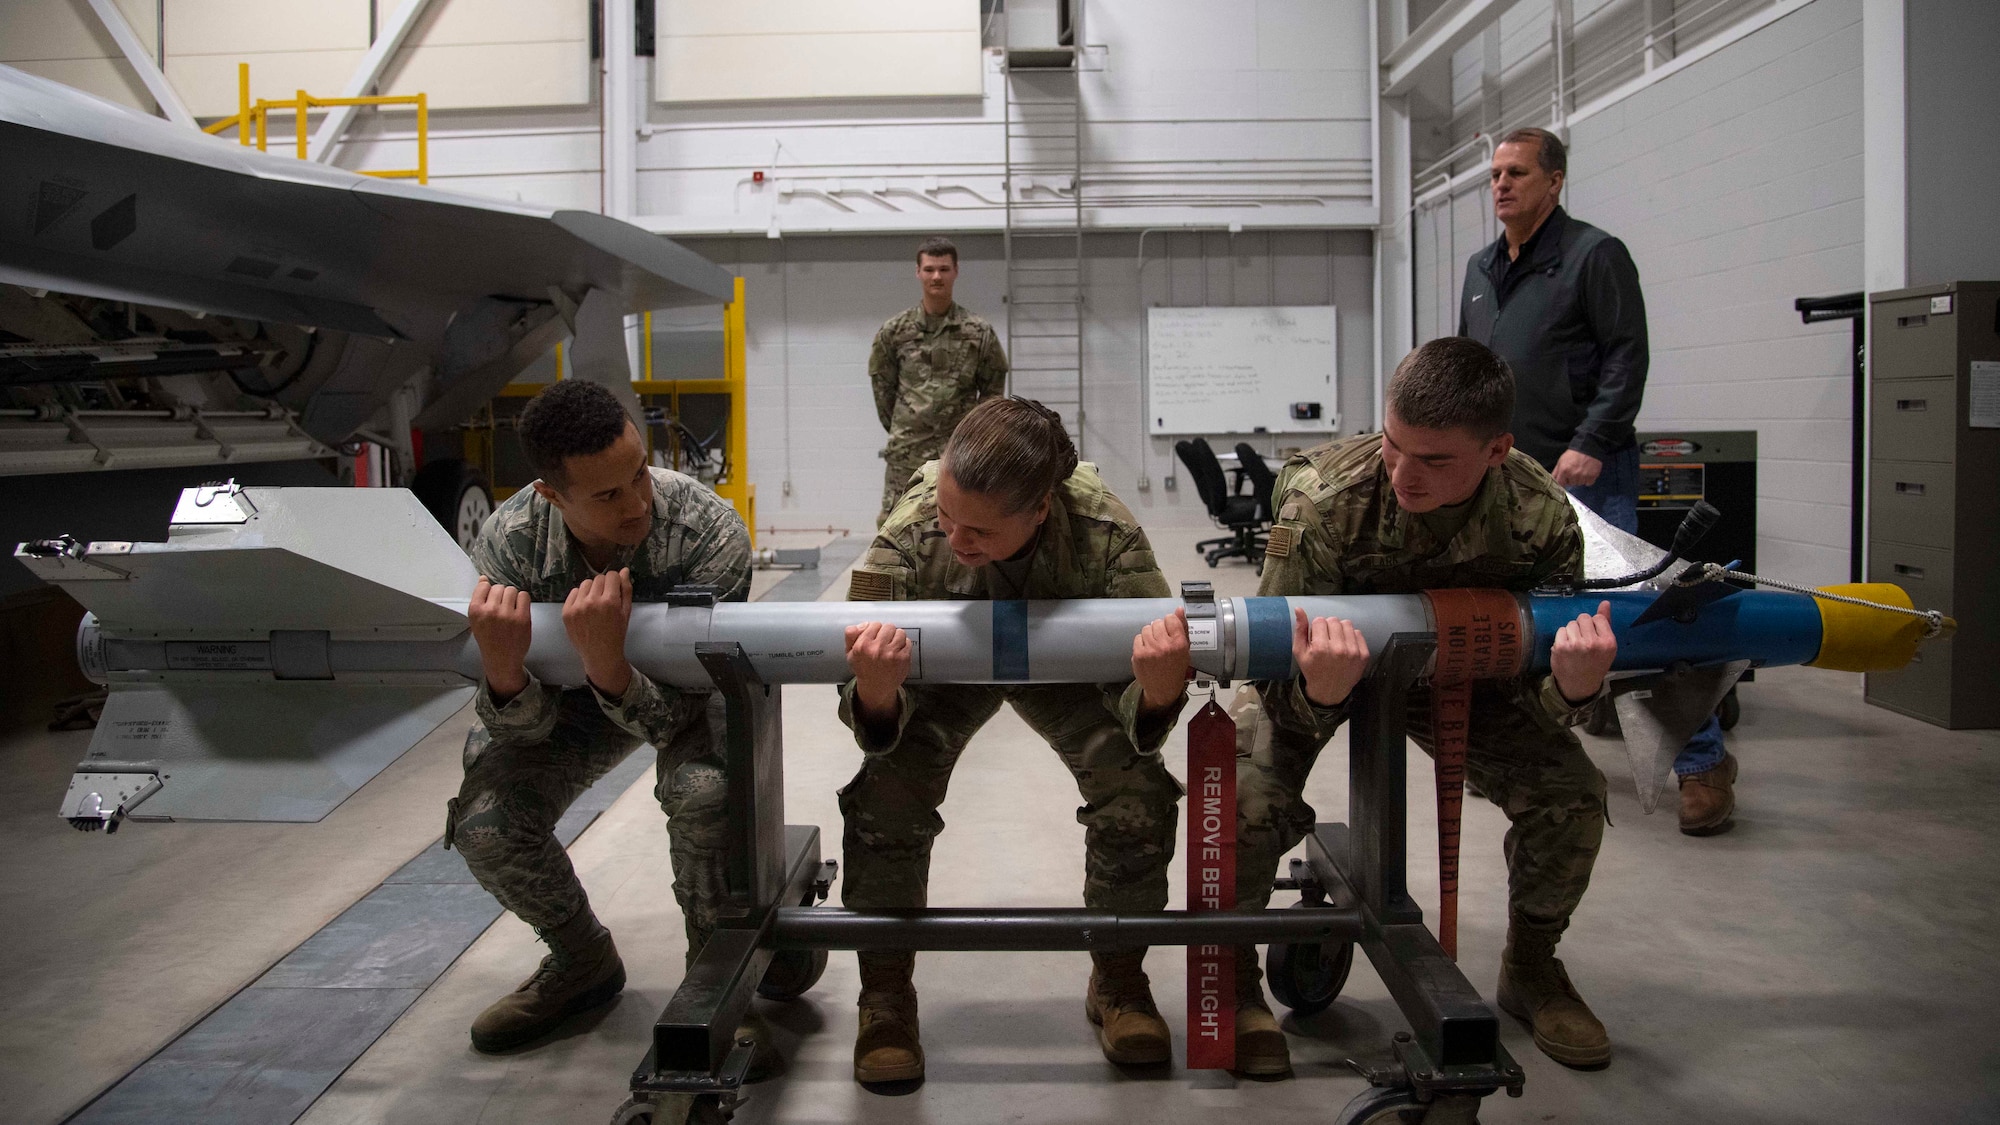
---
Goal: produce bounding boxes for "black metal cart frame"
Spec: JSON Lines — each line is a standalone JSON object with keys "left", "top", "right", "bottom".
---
{"left": 618, "top": 634, "right": 1523, "bottom": 1125}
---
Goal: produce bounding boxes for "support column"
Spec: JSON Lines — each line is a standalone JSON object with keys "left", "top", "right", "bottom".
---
{"left": 602, "top": 0, "right": 639, "bottom": 221}
{"left": 1373, "top": 0, "right": 1414, "bottom": 430}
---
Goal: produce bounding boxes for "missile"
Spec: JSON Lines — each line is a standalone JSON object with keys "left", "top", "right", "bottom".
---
{"left": 16, "top": 483, "right": 1946, "bottom": 828}
{"left": 58, "top": 576, "right": 1937, "bottom": 689}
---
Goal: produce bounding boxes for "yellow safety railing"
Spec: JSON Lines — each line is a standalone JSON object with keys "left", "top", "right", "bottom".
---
{"left": 642, "top": 277, "right": 755, "bottom": 542}
{"left": 203, "top": 62, "right": 428, "bottom": 184}
{"left": 487, "top": 279, "right": 755, "bottom": 542}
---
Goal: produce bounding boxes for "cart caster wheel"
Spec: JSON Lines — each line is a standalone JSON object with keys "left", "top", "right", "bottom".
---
{"left": 608, "top": 1095, "right": 732, "bottom": 1125}
{"left": 1334, "top": 1087, "right": 1480, "bottom": 1125}
{"left": 1717, "top": 686, "right": 1740, "bottom": 731}
{"left": 609, "top": 1095, "right": 663, "bottom": 1125}
{"left": 758, "top": 946, "right": 827, "bottom": 1001}
{"left": 1265, "top": 906, "right": 1354, "bottom": 1016}
{"left": 688, "top": 1099, "right": 732, "bottom": 1125}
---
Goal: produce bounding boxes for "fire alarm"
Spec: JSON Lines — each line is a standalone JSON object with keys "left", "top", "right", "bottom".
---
{"left": 752, "top": 170, "right": 765, "bottom": 183}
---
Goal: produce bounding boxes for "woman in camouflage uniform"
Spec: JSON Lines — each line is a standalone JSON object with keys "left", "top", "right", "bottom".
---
{"left": 838, "top": 397, "right": 1192, "bottom": 1083}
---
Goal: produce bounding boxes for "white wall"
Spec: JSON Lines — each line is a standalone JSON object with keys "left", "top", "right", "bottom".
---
{"left": 654, "top": 0, "right": 984, "bottom": 103}
{"left": 0, "top": 0, "right": 163, "bottom": 114}
{"left": 1902, "top": 2, "right": 2000, "bottom": 287}
{"left": 682, "top": 231, "right": 1375, "bottom": 532}
{"left": 1415, "top": 0, "right": 1863, "bottom": 586}
{"left": 324, "top": 0, "right": 1379, "bottom": 235}
{"left": 635, "top": 0, "right": 1376, "bottom": 235}
{"left": 376, "top": 0, "right": 593, "bottom": 111}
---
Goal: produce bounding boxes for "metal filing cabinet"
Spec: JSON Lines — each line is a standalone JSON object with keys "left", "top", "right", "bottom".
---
{"left": 1864, "top": 281, "right": 2000, "bottom": 729}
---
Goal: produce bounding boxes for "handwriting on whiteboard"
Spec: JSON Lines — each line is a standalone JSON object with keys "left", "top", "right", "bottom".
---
{"left": 1147, "top": 306, "right": 1336, "bottom": 434}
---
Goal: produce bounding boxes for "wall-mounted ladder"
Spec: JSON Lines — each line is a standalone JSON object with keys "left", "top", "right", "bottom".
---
{"left": 1002, "top": 19, "right": 1086, "bottom": 454}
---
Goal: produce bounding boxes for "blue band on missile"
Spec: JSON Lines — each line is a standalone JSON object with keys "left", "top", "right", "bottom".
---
{"left": 991, "top": 600, "right": 1030, "bottom": 681}
{"left": 1526, "top": 590, "right": 1823, "bottom": 673}
{"left": 1243, "top": 597, "right": 1293, "bottom": 680}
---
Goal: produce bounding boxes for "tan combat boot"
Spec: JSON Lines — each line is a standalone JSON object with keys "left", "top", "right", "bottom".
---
{"left": 1496, "top": 933, "right": 1610, "bottom": 1068}
{"left": 1233, "top": 945, "right": 1292, "bottom": 1077}
{"left": 854, "top": 951, "right": 924, "bottom": 1084}
{"left": 470, "top": 907, "right": 625, "bottom": 1053}
{"left": 1678, "top": 750, "right": 1739, "bottom": 836}
{"left": 1084, "top": 949, "right": 1171, "bottom": 1064}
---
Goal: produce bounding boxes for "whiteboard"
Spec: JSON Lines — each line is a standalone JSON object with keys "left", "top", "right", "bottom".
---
{"left": 1146, "top": 306, "right": 1337, "bottom": 435}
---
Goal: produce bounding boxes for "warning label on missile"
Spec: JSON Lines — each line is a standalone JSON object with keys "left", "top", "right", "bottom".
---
{"left": 166, "top": 642, "right": 272, "bottom": 671}
{"left": 1187, "top": 618, "right": 1219, "bottom": 652}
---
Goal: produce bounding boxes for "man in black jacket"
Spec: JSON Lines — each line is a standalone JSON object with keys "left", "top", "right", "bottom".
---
{"left": 1458, "top": 127, "right": 1737, "bottom": 836}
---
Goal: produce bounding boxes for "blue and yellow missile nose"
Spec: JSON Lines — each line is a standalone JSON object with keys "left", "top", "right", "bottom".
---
{"left": 1525, "top": 584, "right": 1947, "bottom": 675}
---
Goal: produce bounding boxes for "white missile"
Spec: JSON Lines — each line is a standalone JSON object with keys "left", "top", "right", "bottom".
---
{"left": 17, "top": 483, "right": 1939, "bottom": 828}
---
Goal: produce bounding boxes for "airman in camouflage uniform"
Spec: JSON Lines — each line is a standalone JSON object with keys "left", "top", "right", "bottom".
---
{"left": 839, "top": 457, "right": 1188, "bottom": 1079}
{"left": 1235, "top": 431, "right": 1614, "bottom": 1072}
{"left": 869, "top": 238, "right": 1010, "bottom": 523}
{"left": 447, "top": 465, "right": 750, "bottom": 1051}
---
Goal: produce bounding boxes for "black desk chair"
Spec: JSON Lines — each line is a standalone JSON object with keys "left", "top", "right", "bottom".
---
{"left": 1234, "top": 442, "right": 1279, "bottom": 522}
{"left": 1232, "top": 443, "right": 1282, "bottom": 575}
{"left": 1175, "top": 437, "right": 1267, "bottom": 569}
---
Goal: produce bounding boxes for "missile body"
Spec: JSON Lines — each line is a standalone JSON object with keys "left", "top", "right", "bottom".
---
{"left": 75, "top": 586, "right": 1882, "bottom": 691}
{"left": 16, "top": 485, "right": 1938, "bottom": 827}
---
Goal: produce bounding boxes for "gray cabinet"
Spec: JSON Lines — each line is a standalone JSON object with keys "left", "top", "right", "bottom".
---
{"left": 1864, "top": 282, "right": 2000, "bottom": 728}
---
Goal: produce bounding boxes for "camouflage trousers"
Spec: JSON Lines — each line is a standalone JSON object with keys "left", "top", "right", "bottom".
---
{"left": 1235, "top": 681, "right": 1607, "bottom": 942}
{"left": 878, "top": 451, "right": 929, "bottom": 527}
{"left": 446, "top": 689, "right": 730, "bottom": 957}
{"left": 839, "top": 682, "right": 1184, "bottom": 916}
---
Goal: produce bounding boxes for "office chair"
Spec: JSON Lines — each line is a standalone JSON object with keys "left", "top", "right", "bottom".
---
{"left": 1232, "top": 443, "right": 1282, "bottom": 573}
{"left": 1174, "top": 437, "right": 1268, "bottom": 569}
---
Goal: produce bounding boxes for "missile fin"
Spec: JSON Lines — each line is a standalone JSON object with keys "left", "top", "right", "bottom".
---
{"left": 1605, "top": 660, "right": 1750, "bottom": 813}
{"left": 1631, "top": 561, "right": 1748, "bottom": 628}
{"left": 18, "top": 487, "right": 475, "bottom": 637}
{"left": 68, "top": 680, "right": 473, "bottom": 823}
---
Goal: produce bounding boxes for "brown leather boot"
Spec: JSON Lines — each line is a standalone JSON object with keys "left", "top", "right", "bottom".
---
{"left": 1496, "top": 934, "right": 1610, "bottom": 1069}
{"left": 1678, "top": 750, "right": 1738, "bottom": 836}
{"left": 1085, "top": 949, "right": 1171, "bottom": 1064}
{"left": 1232, "top": 945, "right": 1291, "bottom": 1077}
{"left": 854, "top": 951, "right": 923, "bottom": 1084}
{"left": 471, "top": 907, "right": 625, "bottom": 1053}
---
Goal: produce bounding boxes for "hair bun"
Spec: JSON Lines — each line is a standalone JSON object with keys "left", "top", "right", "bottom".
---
{"left": 943, "top": 396, "right": 1078, "bottom": 514}
{"left": 1013, "top": 396, "right": 1078, "bottom": 476}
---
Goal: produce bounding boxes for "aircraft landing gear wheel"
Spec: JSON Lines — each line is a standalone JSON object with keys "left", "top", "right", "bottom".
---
{"left": 1334, "top": 1087, "right": 1481, "bottom": 1125}
{"left": 412, "top": 459, "right": 494, "bottom": 552}
{"left": 1265, "top": 904, "right": 1354, "bottom": 1016}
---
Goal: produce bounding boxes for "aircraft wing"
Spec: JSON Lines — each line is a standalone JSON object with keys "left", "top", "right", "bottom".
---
{"left": 0, "top": 64, "right": 732, "bottom": 444}
{"left": 0, "top": 64, "right": 732, "bottom": 335}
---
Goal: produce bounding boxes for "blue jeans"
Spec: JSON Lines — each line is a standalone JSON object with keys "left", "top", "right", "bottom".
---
{"left": 1565, "top": 444, "right": 1728, "bottom": 776}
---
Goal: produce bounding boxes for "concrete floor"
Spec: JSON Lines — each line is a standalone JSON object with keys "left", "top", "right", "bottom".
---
{"left": 5, "top": 526, "right": 1998, "bottom": 1124}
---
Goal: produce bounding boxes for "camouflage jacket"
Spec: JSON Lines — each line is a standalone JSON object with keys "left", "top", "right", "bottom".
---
{"left": 839, "top": 460, "right": 1185, "bottom": 755}
{"left": 1255, "top": 434, "right": 1596, "bottom": 739}
{"left": 868, "top": 302, "right": 1009, "bottom": 464}
{"left": 470, "top": 466, "right": 751, "bottom": 749}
